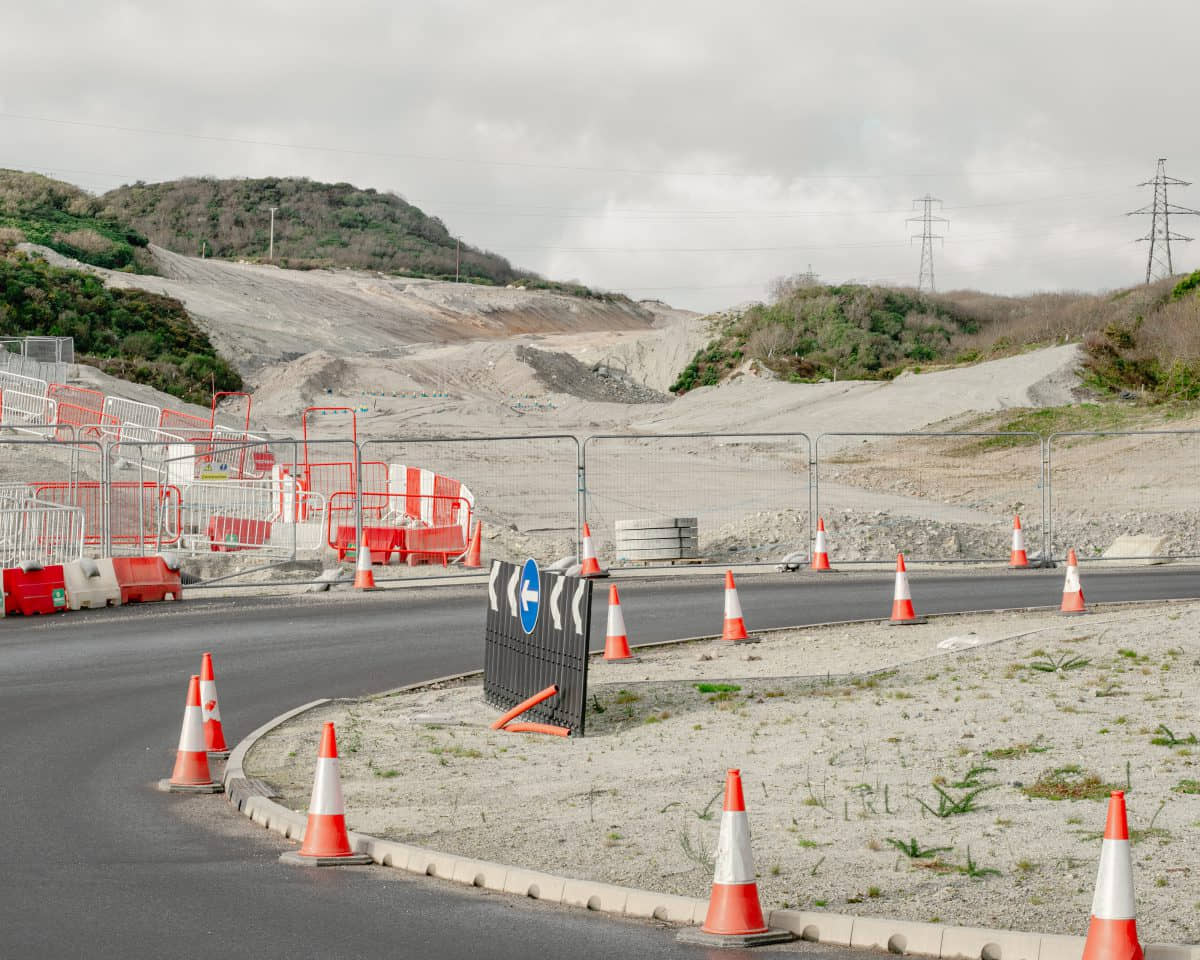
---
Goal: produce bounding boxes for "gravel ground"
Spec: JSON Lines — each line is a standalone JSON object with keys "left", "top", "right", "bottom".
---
{"left": 247, "top": 602, "right": 1200, "bottom": 942}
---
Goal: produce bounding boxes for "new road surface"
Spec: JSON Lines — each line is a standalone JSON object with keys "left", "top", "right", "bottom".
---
{"left": 3, "top": 567, "right": 1197, "bottom": 958}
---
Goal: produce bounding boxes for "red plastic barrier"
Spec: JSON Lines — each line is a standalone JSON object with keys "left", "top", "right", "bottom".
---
{"left": 333, "top": 525, "right": 406, "bottom": 564}
{"left": 405, "top": 525, "right": 468, "bottom": 567}
{"left": 3, "top": 565, "right": 69, "bottom": 616}
{"left": 110, "top": 557, "right": 182, "bottom": 603}
{"left": 207, "top": 516, "right": 273, "bottom": 552}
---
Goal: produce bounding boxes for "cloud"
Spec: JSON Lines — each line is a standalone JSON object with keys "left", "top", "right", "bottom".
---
{"left": 1, "top": 0, "right": 1196, "bottom": 310}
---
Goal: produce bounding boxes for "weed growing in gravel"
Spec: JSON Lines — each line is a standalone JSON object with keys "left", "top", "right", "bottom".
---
{"left": 1151, "top": 724, "right": 1198, "bottom": 747}
{"left": 949, "top": 765, "right": 997, "bottom": 789}
{"left": 918, "top": 783, "right": 992, "bottom": 818}
{"left": 958, "top": 848, "right": 1001, "bottom": 879}
{"left": 1174, "top": 779, "right": 1200, "bottom": 794}
{"left": 886, "top": 837, "right": 953, "bottom": 859}
{"left": 695, "top": 682, "right": 740, "bottom": 694}
{"left": 985, "top": 738, "right": 1050, "bottom": 760}
{"left": 614, "top": 690, "right": 640, "bottom": 704}
{"left": 1030, "top": 653, "right": 1090, "bottom": 674}
{"left": 429, "top": 744, "right": 483, "bottom": 760}
{"left": 1023, "top": 765, "right": 1115, "bottom": 801}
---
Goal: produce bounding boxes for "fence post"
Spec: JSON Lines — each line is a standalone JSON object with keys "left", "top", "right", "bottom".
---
{"left": 353, "top": 440, "right": 364, "bottom": 553}
{"left": 576, "top": 437, "right": 587, "bottom": 556}
{"left": 809, "top": 434, "right": 818, "bottom": 554}
{"left": 1041, "top": 437, "right": 1052, "bottom": 567}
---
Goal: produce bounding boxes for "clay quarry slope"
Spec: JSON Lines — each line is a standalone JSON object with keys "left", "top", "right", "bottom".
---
{"left": 84, "top": 245, "right": 661, "bottom": 373}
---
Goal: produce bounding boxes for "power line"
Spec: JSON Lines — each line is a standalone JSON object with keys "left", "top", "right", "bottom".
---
{"left": 907, "top": 195, "right": 949, "bottom": 292}
{"left": 1127, "top": 158, "right": 1199, "bottom": 283}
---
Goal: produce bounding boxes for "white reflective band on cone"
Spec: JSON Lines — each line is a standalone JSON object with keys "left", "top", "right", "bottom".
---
{"left": 309, "top": 757, "right": 347, "bottom": 816}
{"left": 199, "top": 679, "right": 221, "bottom": 722}
{"left": 582, "top": 538, "right": 596, "bottom": 559}
{"left": 1013, "top": 528, "right": 1025, "bottom": 550}
{"left": 607, "top": 604, "right": 626, "bottom": 637}
{"left": 894, "top": 572, "right": 911, "bottom": 601}
{"left": 814, "top": 530, "right": 827, "bottom": 553}
{"left": 1091, "top": 839, "right": 1136, "bottom": 919}
{"left": 1064, "top": 566, "right": 1081, "bottom": 593}
{"left": 712, "top": 810, "right": 755, "bottom": 884}
{"left": 725, "top": 589, "right": 743, "bottom": 620}
{"left": 177, "top": 706, "right": 206, "bottom": 752}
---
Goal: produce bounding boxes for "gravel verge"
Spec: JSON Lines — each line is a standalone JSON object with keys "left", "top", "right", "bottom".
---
{"left": 247, "top": 601, "right": 1200, "bottom": 943}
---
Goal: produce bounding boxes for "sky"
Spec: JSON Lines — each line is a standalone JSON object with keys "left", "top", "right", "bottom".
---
{"left": 2, "top": 0, "right": 1198, "bottom": 312}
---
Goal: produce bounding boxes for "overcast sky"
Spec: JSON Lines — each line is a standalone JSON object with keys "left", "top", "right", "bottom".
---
{"left": 2, "top": 0, "right": 1197, "bottom": 311}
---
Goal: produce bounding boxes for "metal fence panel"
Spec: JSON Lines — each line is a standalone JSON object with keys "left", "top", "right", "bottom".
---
{"left": 360, "top": 435, "right": 580, "bottom": 578}
{"left": 0, "top": 497, "right": 84, "bottom": 568}
{"left": 814, "top": 432, "right": 1045, "bottom": 563}
{"left": 1048, "top": 430, "right": 1200, "bottom": 561}
{"left": 582, "top": 433, "right": 811, "bottom": 569}
{"left": 0, "top": 437, "right": 103, "bottom": 553}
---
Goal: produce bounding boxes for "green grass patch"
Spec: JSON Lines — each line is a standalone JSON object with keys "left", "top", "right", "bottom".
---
{"left": 1023, "top": 765, "right": 1116, "bottom": 801}
{"left": 695, "top": 683, "right": 741, "bottom": 694}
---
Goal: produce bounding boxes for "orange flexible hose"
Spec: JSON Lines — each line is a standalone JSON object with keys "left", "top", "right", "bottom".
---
{"left": 489, "top": 684, "right": 559, "bottom": 730}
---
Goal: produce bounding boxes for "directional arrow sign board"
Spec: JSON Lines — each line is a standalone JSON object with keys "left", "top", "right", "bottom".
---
{"left": 484, "top": 559, "right": 594, "bottom": 735}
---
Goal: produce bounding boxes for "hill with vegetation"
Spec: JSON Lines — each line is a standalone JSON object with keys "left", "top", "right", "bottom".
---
{"left": 0, "top": 170, "right": 155, "bottom": 272}
{"left": 0, "top": 237, "right": 241, "bottom": 405}
{"left": 673, "top": 270, "right": 1200, "bottom": 403}
{"left": 99, "top": 176, "right": 609, "bottom": 297}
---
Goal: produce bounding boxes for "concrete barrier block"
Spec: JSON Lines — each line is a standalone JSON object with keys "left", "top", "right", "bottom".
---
{"left": 942, "top": 926, "right": 1040, "bottom": 960}
{"left": 501, "top": 868, "right": 566, "bottom": 903}
{"left": 450, "top": 858, "right": 509, "bottom": 891}
{"left": 767, "top": 909, "right": 856, "bottom": 946}
{"left": 853, "top": 916, "right": 944, "bottom": 956}
{"left": 364, "top": 838, "right": 416, "bottom": 869}
{"left": 1037, "top": 934, "right": 1085, "bottom": 960}
{"left": 623, "top": 888, "right": 702, "bottom": 923}
{"left": 561, "top": 879, "right": 629, "bottom": 914}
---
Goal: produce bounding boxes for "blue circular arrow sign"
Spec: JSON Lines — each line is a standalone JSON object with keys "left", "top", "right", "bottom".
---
{"left": 518, "top": 557, "right": 541, "bottom": 635}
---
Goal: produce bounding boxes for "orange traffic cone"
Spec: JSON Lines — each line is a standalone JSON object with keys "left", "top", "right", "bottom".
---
{"left": 678, "top": 770, "right": 792, "bottom": 947}
{"left": 158, "top": 675, "right": 222, "bottom": 793}
{"left": 721, "top": 571, "right": 749, "bottom": 641}
{"left": 353, "top": 539, "right": 376, "bottom": 590}
{"left": 1081, "top": 791, "right": 1142, "bottom": 960}
{"left": 579, "top": 523, "right": 608, "bottom": 578}
{"left": 462, "top": 521, "right": 482, "bottom": 568}
{"left": 280, "top": 722, "right": 373, "bottom": 866}
{"left": 603, "top": 584, "right": 633, "bottom": 661}
{"left": 1061, "top": 548, "right": 1086, "bottom": 614}
{"left": 889, "top": 553, "right": 924, "bottom": 625}
{"left": 811, "top": 517, "right": 833, "bottom": 571}
{"left": 1009, "top": 516, "right": 1029, "bottom": 568}
{"left": 199, "top": 651, "right": 229, "bottom": 758}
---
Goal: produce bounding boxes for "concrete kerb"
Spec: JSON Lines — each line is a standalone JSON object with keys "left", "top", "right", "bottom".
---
{"left": 220, "top": 607, "right": 1200, "bottom": 956}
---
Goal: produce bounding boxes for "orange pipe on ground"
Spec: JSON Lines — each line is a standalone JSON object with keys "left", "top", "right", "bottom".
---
{"left": 504, "top": 722, "right": 570, "bottom": 737}
{"left": 489, "top": 684, "right": 559, "bottom": 730}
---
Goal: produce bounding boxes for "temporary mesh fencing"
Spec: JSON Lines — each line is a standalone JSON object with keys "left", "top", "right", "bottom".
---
{"left": 1048, "top": 430, "right": 1200, "bottom": 561}
{"left": 582, "top": 433, "right": 811, "bottom": 569}
{"left": 813, "top": 432, "right": 1045, "bottom": 563}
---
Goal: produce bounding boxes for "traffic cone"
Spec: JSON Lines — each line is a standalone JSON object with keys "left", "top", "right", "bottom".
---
{"left": 679, "top": 770, "right": 793, "bottom": 947}
{"left": 579, "top": 523, "right": 608, "bottom": 578}
{"left": 889, "top": 553, "right": 924, "bottom": 625}
{"left": 158, "top": 675, "right": 222, "bottom": 793}
{"left": 1081, "top": 791, "right": 1142, "bottom": 960}
{"left": 1061, "top": 548, "right": 1086, "bottom": 614}
{"left": 811, "top": 517, "right": 833, "bottom": 571}
{"left": 462, "top": 521, "right": 482, "bottom": 568}
{"left": 603, "top": 584, "right": 633, "bottom": 661}
{"left": 353, "top": 539, "right": 376, "bottom": 590}
{"left": 1009, "top": 515, "right": 1029, "bottom": 568}
{"left": 721, "top": 571, "right": 749, "bottom": 641}
{"left": 280, "top": 722, "right": 373, "bottom": 866}
{"left": 199, "top": 651, "right": 229, "bottom": 758}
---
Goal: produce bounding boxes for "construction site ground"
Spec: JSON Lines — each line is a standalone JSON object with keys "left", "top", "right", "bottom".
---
{"left": 247, "top": 601, "right": 1200, "bottom": 943}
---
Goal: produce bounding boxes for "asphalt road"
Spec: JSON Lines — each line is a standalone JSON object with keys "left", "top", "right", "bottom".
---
{"left": 2, "top": 566, "right": 1197, "bottom": 959}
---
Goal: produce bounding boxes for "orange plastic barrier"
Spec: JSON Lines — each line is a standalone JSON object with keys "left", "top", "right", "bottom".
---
{"left": 405, "top": 524, "right": 468, "bottom": 566}
{"left": 207, "top": 517, "right": 273, "bottom": 552}
{"left": 333, "top": 525, "right": 405, "bottom": 564}
{"left": 2, "top": 565, "right": 69, "bottom": 616}
{"left": 110, "top": 557, "right": 182, "bottom": 604}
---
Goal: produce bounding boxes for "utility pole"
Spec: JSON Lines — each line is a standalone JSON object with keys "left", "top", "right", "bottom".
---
{"left": 907, "top": 195, "right": 949, "bottom": 293}
{"left": 268, "top": 207, "right": 278, "bottom": 261}
{"left": 455, "top": 238, "right": 460, "bottom": 283}
{"left": 1128, "top": 159, "right": 1199, "bottom": 284}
